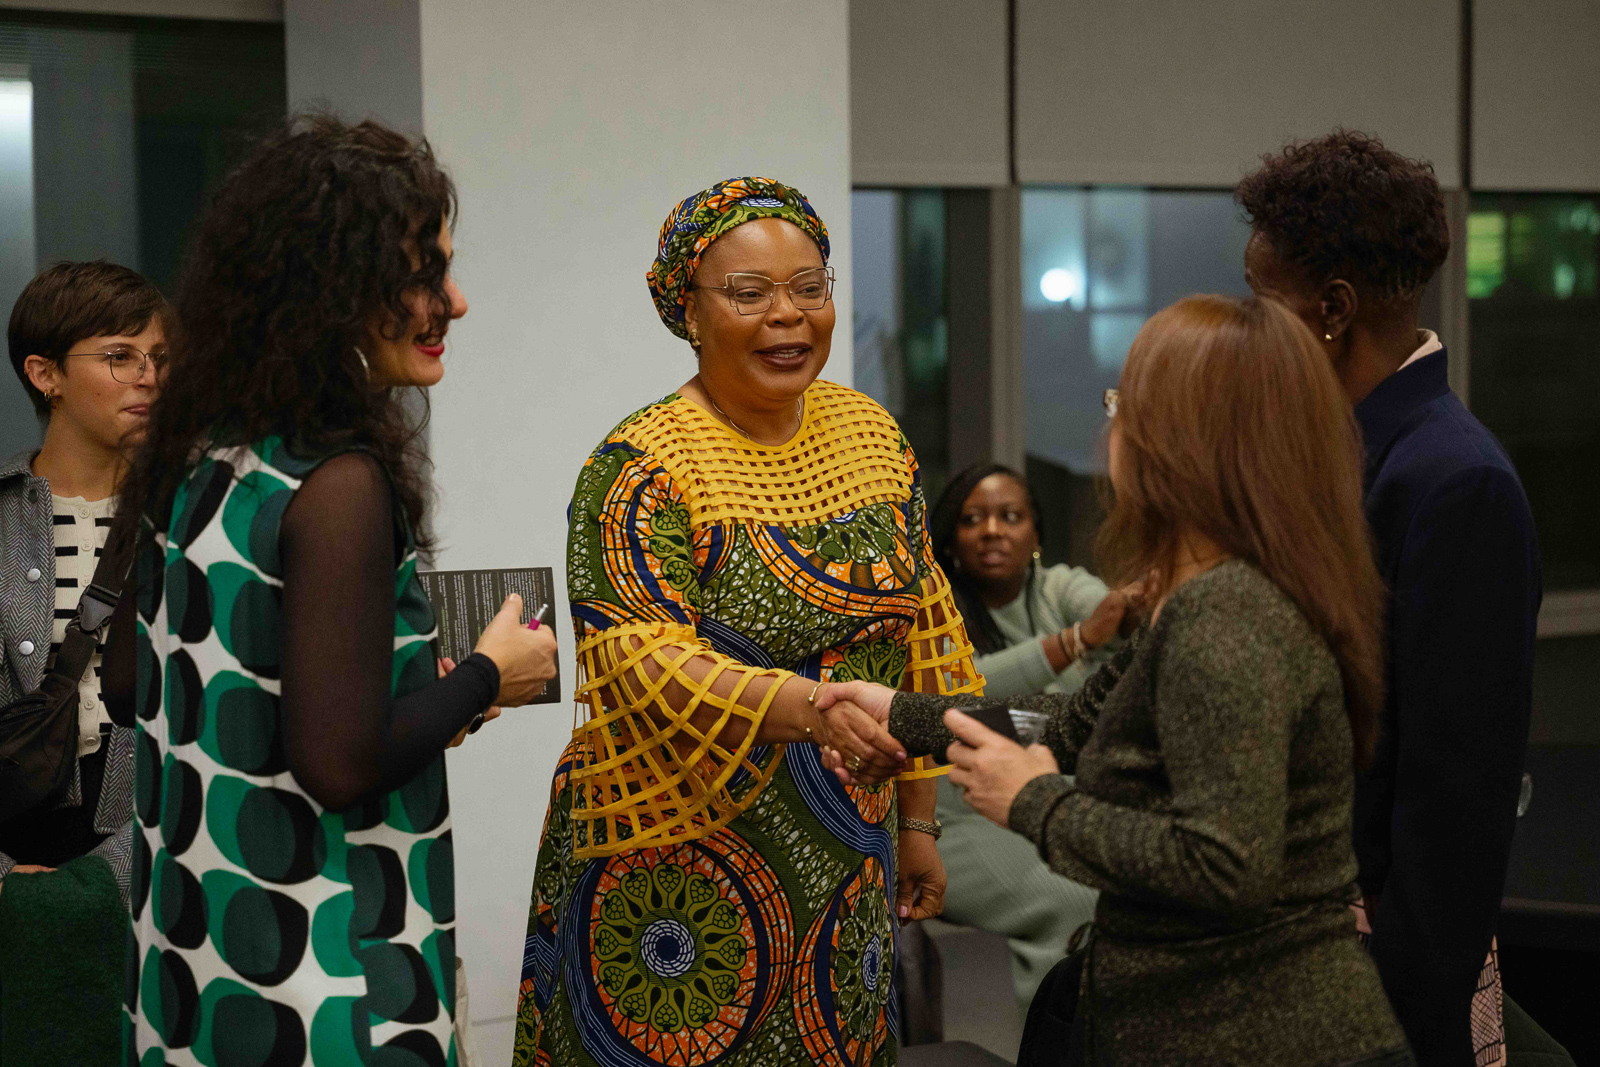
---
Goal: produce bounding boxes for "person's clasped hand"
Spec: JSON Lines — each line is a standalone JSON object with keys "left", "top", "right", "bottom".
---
{"left": 813, "top": 698, "right": 905, "bottom": 785}
{"left": 472, "top": 593, "right": 559, "bottom": 707}
{"left": 945, "top": 709, "right": 1061, "bottom": 827}
{"left": 811, "top": 680, "right": 901, "bottom": 785}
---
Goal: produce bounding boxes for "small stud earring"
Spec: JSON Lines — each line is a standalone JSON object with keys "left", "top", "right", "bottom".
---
{"left": 1324, "top": 332, "right": 1334, "bottom": 342}
{"left": 1032, "top": 549, "right": 1042, "bottom": 562}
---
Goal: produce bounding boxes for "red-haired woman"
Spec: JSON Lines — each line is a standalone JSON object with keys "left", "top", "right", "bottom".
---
{"left": 821, "top": 296, "right": 1413, "bottom": 1066}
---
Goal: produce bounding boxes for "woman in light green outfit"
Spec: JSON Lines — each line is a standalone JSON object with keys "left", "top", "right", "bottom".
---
{"left": 927, "top": 463, "right": 1130, "bottom": 1014}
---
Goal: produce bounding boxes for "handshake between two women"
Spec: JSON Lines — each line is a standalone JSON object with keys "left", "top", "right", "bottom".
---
{"left": 808, "top": 578, "right": 1143, "bottom": 828}
{"left": 810, "top": 677, "right": 1060, "bottom": 831}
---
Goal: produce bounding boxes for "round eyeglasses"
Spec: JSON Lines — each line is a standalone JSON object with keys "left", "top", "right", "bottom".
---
{"left": 691, "top": 267, "right": 834, "bottom": 315}
{"left": 61, "top": 346, "right": 164, "bottom": 384}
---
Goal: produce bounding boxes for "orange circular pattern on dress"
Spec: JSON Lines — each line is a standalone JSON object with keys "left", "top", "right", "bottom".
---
{"left": 794, "top": 857, "right": 892, "bottom": 1067}
{"left": 585, "top": 835, "right": 793, "bottom": 1065}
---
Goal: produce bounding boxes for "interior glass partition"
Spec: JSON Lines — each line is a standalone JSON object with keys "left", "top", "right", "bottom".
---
{"left": 0, "top": 11, "right": 285, "bottom": 459}
{"left": 1467, "top": 193, "right": 1600, "bottom": 591}
{"left": 851, "top": 187, "right": 951, "bottom": 499}
{"left": 1020, "top": 187, "right": 1252, "bottom": 565}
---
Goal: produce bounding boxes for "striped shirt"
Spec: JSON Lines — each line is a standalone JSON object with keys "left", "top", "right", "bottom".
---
{"left": 49, "top": 494, "right": 114, "bottom": 757}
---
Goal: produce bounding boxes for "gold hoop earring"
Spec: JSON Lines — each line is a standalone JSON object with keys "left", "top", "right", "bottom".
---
{"left": 688, "top": 327, "right": 700, "bottom": 348}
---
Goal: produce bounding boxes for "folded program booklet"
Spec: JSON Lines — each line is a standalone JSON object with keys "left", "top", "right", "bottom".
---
{"left": 416, "top": 567, "right": 561, "bottom": 705}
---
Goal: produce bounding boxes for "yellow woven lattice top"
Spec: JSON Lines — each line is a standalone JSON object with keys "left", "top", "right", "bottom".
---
{"left": 565, "top": 379, "right": 983, "bottom": 857}
{"left": 617, "top": 378, "right": 914, "bottom": 528}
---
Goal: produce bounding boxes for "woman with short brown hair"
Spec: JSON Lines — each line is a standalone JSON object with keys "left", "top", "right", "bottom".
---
{"left": 822, "top": 295, "right": 1414, "bottom": 1066}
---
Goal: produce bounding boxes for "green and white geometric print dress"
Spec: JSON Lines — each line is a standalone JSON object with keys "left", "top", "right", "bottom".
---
{"left": 129, "top": 438, "right": 458, "bottom": 1067}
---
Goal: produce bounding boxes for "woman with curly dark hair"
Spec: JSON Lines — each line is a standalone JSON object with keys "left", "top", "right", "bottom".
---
{"left": 109, "top": 115, "right": 557, "bottom": 1066}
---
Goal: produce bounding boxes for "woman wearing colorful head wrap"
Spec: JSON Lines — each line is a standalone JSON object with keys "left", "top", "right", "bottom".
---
{"left": 511, "top": 177, "right": 984, "bottom": 1066}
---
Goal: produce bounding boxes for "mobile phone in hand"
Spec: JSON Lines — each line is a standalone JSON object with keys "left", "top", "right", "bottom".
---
{"left": 962, "top": 703, "right": 1022, "bottom": 742}
{"left": 940, "top": 702, "right": 1022, "bottom": 762}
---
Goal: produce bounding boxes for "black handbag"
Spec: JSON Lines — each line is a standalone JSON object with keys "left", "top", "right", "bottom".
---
{"left": 1017, "top": 923, "right": 1093, "bottom": 1067}
{"left": 0, "top": 529, "right": 131, "bottom": 824}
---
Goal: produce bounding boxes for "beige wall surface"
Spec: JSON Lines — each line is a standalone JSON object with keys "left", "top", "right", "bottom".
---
{"left": 418, "top": 1, "right": 852, "bottom": 1057}
{"left": 851, "top": 0, "right": 1009, "bottom": 186}
{"left": 1473, "top": 0, "right": 1600, "bottom": 191}
{"left": 1015, "top": 0, "right": 1462, "bottom": 187}
{"left": 286, "top": 0, "right": 421, "bottom": 134}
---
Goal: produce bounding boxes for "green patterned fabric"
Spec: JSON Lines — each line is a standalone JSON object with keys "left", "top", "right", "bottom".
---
{"left": 127, "top": 439, "right": 458, "bottom": 1067}
{"left": 646, "top": 176, "right": 830, "bottom": 341}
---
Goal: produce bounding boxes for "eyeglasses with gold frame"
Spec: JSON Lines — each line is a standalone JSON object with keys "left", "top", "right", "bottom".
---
{"left": 60, "top": 345, "right": 164, "bottom": 384}
{"left": 691, "top": 267, "right": 834, "bottom": 315}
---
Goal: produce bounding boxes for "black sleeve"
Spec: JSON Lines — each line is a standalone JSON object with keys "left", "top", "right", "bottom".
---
{"left": 278, "top": 452, "right": 499, "bottom": 812}
{"left": 1364, "top": 469, "right": 1540, "bottom": 1067}
{"left": 101, "top": 583, "right": 136, "bottom": 728}
{"left": 887, "top": 634, "right": 1140, "bottom": 769}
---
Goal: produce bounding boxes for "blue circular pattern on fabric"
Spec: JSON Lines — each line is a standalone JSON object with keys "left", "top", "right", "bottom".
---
{"left": 638, "top": 918, "right": 696, "bottom": 980}
{"left": 561, "top": 840, "right": 773, "bottom": 1067}
{"left": 862, "top": 935, "right": 882, "bottom": 991}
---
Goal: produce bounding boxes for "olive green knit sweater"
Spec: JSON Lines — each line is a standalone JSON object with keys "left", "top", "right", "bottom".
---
{"left": 890, "top": 561, "right": 1411, "bottom": 1067}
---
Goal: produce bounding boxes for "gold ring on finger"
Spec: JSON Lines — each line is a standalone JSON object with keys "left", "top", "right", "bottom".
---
{"left": 847, "top": 754, "right": 863, "bottom": 772}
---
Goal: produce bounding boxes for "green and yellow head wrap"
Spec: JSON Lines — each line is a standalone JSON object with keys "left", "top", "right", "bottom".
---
{"left": 646, "top": 176, "right": 831, "bottom": 341}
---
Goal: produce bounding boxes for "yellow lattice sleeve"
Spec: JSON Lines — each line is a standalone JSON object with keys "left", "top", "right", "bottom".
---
{"left": 569, "top": 623, "right": 795, "bottom": 856}
{"left": 896, "top": 564, "right": 985, "bottom": 780}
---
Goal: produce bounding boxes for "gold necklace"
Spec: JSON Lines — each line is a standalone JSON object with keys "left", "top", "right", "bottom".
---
{"left": 706, "top": 390, "right": 802, "bottom": 441}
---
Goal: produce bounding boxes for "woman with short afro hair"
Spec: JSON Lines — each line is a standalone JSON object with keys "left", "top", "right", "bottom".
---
{"left": 1241, "top": 129, "right": 1546, "bottom": 1067}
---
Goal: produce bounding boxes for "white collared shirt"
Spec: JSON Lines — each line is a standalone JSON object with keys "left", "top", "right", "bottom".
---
{"left": 1397, "top": 329, "right": 1444, "bottom": 372}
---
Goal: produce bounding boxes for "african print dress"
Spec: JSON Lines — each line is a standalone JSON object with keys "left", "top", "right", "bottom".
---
{"left": 512, "top": 380, "right": 983, "bottom": 1067}
{"left": 127, "top": 439, "right": 458, "bottom": 1067}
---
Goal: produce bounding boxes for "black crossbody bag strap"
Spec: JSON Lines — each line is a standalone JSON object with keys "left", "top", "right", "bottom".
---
{"left": 49, "top": 528, "right": 134, "bottom": 695}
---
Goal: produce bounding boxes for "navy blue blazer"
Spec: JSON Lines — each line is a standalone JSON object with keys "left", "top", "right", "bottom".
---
{"left": 1353, "top": 348, "right": 1542, "bottom": 1067}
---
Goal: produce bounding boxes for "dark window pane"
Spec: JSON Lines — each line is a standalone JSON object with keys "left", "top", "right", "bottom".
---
{"left": 1468, "top": 193, "right": 1600, "bottom": 591}
{"left": 851, "top": 188, "right": 950, "bottom": 499}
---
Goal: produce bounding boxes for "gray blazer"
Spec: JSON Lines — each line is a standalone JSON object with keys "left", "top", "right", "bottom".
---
{"left": 0, "top": 448, "right": 134, "bottom": 886}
